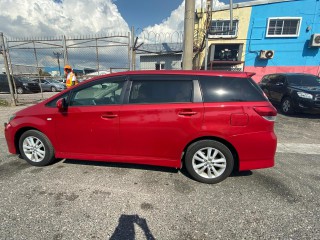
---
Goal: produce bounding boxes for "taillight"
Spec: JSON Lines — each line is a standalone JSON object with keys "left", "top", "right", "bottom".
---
{"left": 253, "top": 106, "right": 277, "bottom": 121}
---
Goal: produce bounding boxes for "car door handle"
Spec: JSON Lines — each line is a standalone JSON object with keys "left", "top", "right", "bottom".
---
{"left": 178, "top": 111, "right": 197, "bottom": 116}
{"left": 101, "top": 113, "right": 118, "bottom": 119}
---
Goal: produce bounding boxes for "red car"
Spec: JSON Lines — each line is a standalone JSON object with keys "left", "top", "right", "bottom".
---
{"left": 4, "top": 70, "right": 277, "bottom": 184}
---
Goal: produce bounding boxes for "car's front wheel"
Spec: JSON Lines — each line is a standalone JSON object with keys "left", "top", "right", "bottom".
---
{"left": 281, "top": 97, "right": 294, "bottom": 115}
{"left": 51, "top": 86, "right": 57, "bottom": 92}
{"left": 16, "top": 87, "right": 24, "bottom": 94}
{"left": 185, "top": 140, "right": 234, "bottom": 184}
{"left": 19, "top": 130, "right": 55, "bottom": 166}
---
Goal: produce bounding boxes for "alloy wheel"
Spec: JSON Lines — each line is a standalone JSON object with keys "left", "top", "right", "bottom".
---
{"left": 282, "top": 99, "right": 291, "bottom": 113}
{"left": 22, "top": 136, "right": 46, "bottom": 162}
{"left": 17, "top": 87, "right": 23, "bottom": 94}
{"left": 192, "top": 147, "right": 227, "bottom": 179}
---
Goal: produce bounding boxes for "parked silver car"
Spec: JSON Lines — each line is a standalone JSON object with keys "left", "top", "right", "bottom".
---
{"left": 35, "top": 79, "right": 67, "bottom": 92}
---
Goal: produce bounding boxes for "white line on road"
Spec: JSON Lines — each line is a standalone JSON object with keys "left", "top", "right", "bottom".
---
{"left": 277, "top": 143, "right": 320, "bottom": 155}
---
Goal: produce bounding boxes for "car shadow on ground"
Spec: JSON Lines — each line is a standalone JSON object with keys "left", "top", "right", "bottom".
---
{"left": 61, "top": 159, "right": 253, "bottom": 183}
{"left": 178, "top": 165, "right": 253, "bottom": 182}
{"left": 63, "top": 159, "right": 253, "bottom": 180}
{"left": 62, "top": 159, "right": 179, "bottom": 174}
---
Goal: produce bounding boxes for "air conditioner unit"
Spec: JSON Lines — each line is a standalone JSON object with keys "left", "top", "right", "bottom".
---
{"left": 309, "top": 34, "right": 320, "bottom": 47}
{"left": 259, "top": 50, "right": 274, "bottom": 59}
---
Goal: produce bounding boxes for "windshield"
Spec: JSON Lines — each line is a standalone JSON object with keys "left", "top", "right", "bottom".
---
{"left": 287, "top": 75, "right": 320, "bottom": 86}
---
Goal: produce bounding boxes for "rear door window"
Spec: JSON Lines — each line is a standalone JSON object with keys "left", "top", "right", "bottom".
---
{"left": 129, "top": 78, "right": 193, "bottom": 104}
{"left": 199, "top": 76, "right": 266, "bottom": 102}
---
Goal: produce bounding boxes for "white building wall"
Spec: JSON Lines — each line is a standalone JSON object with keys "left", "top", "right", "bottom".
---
{"left": 140, "top": 54, "right": 182, "bottom": 70}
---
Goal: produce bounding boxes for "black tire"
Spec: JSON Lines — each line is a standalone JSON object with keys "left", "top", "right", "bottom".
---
{"left": 51, "top": 86, "right": 57, "bottom": 92}
{"left": 19, "top": 130, "right": 55, "bottom": 166}
{"left": 185, "top": 140, "right": 234, "bottom": 184}
{"left": 281, "top": 97, "right": 294, "bottom": 115}
{"left": 16, "top": 87, "right": 24, "bottom": 94}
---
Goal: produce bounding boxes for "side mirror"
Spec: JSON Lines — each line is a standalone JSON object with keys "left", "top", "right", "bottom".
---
{"left": 56, "top": 98, "right": 67, "bottom": 111}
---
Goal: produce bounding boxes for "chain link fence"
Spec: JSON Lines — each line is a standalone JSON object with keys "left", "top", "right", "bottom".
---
{"left": 1, "top": 29, "right": 244, "bottom": 106}
{"left": 0, "top": 30, "right": 187, "bottom": 105}
{"left": 133, "top": 30, "right": 184, "bottom": 71}
{"left": 0, "top": 32, "right": 131, "bottom": 105}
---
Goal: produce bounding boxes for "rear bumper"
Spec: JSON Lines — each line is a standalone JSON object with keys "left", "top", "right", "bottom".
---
{"left": 231, "top": 131, "right": 277, "bottom": 171}
{"left": 240, "top": 158, "right": 274, "bottom": 171}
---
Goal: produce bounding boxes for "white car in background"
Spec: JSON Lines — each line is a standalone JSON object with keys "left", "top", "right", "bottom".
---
{"left": 36, "top": 79, "right": 67, "bottom": 92}
{"left": 79, "top": 70, "right": 110, "bottom": 82}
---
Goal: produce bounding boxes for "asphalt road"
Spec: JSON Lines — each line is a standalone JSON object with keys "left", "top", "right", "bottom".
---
{"left": 0, "top": 97, "right": 319, "bottom": 239}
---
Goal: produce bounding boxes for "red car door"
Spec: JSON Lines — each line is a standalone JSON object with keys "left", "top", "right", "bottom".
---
{"left": 54, "top": 77, "right": 125, "bottom": 157}
{"left": 55, "top": 105, "right": 120, "bottom": 156}
{"left": 118, "top": 77, "right": 204, "bottom": 166}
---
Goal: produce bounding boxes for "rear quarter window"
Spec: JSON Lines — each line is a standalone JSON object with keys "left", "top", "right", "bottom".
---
{"left": 199, "top": 76, "right": 267, "bottom": 102}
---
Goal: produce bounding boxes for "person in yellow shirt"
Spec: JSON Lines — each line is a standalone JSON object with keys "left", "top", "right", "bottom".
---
{"left": 64, "top": 65, "right": 78, "bottom": 88}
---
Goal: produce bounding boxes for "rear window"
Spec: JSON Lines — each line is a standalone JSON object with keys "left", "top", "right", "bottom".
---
{"left": 199, "top": 76, "right": 266, "bottom": 102}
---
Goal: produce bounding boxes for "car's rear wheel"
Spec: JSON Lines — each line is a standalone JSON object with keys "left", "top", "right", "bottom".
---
{"left": 19, "top": 130, "right": 55, "bottom": 166}
{"left": 51, "top": 86, "right": 57, "bottom": 92}
{"left": 281, "top": 97, "right": 294, "bottom": 115}
{"left": 185, "top": 140, "right": 234, "bottom": 184}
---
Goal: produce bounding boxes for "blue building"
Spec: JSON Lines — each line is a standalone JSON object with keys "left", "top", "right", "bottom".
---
{"left": 196, "top": 0, "right": 320, "bottom": 81}
{"left": 245, "top": 0, "right": 320, "bottom": 81}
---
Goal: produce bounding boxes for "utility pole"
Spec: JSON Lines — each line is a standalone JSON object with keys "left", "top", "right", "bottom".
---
{"left": 53, "top": 51, "right": 62, "bottom": 76}
{"left": 182, "top": 0, "right": 195, "bottom": 70}
{"left": 62, "top": 35, "right": 68, "bottom": 67}
{"left": 230, "top": 0, "right": 233, "bottom": 33}
{"left": 131, "top": 26, "right": 136, "bottom": 71}
{"left": 0, "top": 32, "right": 16, "bottom": 106}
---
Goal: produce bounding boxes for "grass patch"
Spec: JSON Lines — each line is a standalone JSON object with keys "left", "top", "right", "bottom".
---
{"left": 0, "top": 99, "right": 9, "bottom": 106}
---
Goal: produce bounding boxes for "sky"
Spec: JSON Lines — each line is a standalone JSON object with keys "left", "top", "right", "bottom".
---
{"left": 0, "top": 0, "right": 250, "bottom": 38}
{"left": 0, "top": 0, "right": 250, "bottom": 72}
{"left": 116, "top": 0, "right": 249, "bottom": 30}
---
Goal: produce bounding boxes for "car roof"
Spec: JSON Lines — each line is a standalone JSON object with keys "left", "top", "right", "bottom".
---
{"left": 120, "top": 70, "right": 253, "bottom": 77}
{"left": 82, "top": 70, "right": 255, "bottom": 84}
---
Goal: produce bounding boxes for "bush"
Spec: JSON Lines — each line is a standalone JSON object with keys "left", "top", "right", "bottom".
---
{"left": 0, "top": 99, "right": 9, "bottom": 106}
